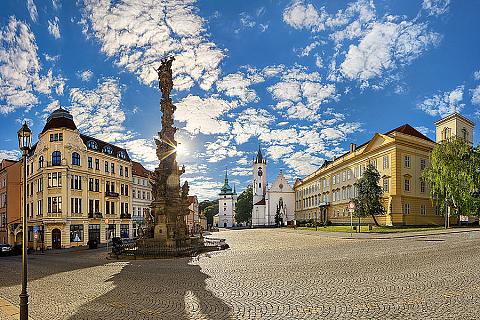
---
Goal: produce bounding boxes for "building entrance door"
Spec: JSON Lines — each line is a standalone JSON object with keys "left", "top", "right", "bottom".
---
{"left": 88, "top": 224, "right": 100, "bottom": 243}
{"left": 52, "top": 229, "right": 61, "bottom": 249}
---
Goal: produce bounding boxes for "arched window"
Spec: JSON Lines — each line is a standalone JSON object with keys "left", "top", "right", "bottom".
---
{"left": 52, "top": 151, "right": 61, "bottom": 166}
{"left": 72, "top": 152, "right": 81, "bottom": 166}
{"left": 442, "top": 127, "right": 450, "bottom": 140}
{"left": 38, "top": 156, "right": 44, "bottom": 169}
{"left": 103, "top": 146, "right": 113, "bottom": 155}
{"left": 87, "top": 140, "right": 98, "bottom": 150}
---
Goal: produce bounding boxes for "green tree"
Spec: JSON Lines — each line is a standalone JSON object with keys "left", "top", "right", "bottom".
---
{"left": 422, "top": 137, "right": 480, "bottom": 225}
{"left": 235, "top": 184, "right": 253, "bottom": 224}
{"left": 199, "top": 200, "right": 218, "bottom": 226}
{"left": 352, "top": 163, "right": 386, "bottom": 226}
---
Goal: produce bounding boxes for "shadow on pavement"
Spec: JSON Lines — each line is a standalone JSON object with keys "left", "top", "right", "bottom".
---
{"left": 68, "top": 257, "right": 232, "bottom": 320}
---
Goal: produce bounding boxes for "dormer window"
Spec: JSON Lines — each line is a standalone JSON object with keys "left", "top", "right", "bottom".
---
{"left": 103, "top": 145, "right": 113, "bottom": 155}
{"left": 87, "top": 140, "right": 98, "bottom": 150}
{"left": 118, "top": 151, "right": 126, "bottom": 159}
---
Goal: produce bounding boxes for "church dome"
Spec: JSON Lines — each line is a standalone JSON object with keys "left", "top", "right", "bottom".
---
{"left": 41, "top": 108, "right": 77, "bottom": 133}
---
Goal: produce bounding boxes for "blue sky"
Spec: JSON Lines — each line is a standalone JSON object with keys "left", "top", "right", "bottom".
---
{"left": 0, "top": 0, "right": 479, "bottom": 200}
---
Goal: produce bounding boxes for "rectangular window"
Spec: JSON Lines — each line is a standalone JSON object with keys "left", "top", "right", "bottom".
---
{"left": 95, "top": 159, "right": 99, "bottom": 170}
{"left": 59, "top": 133, "right": 63, "bottom": 141}
{"left": 420, "top": 159, "right": 426, "bottom": 170}
{"left": 37, "top": 178, "right": 43, "bottom": 192}
{"left": 111, "top": 163, "right": 115, "bottom": 174}
{"left": 111, "top": 202, "right": 115, "bottom": 215}
{"left": 121, "top": 184, "right": 124, "bottom": 196}
{"left": 89, "top": 178, "right": 94, "bottom": 191}
{"left": 37, "top": 200, "right": 43, "bottom": 216}
{"left": 48, "top": 172, "right": 62, "bottom": 188}
{"left": 106, "top": 181, "right": 110, "bottom": 193}
{"left": 404, "top": 155, "right": 411, "bottom": 168}
{"left": 70, "top": 224, "right": 83, "bottom": 242}
{"left": 50, "top": 134, "right": 54, "bottom": 142}
{"left": 95, "top": 199, "right": 99, "bottom": 213}
{"left": 47, "top": 196, "right": 62, "bottom": 213}
{"left": 125, "top": 168, "right": 129, "bottom": 177}
{"left": 71, "top": 198, "right": 82, "bottom": 214}
{"left": 383, "top": 178, "right": 389, "bottom": 192}
{"left": 383, "top": 155, "right": 389, "bottom": 169}
{"left": 88, "top": 157, "right": 93, "bottom": 169}
{"left": 89, "top": 199, "right": 94, "bottom": 214}
{"left": 106, "top": 201, "right": 110, "bottom": 215}
{"left": 105, "top": 161, "right": 109, "bottom": 172}
{"left": 404, "top": 179, "right": 410, "bottom": 191}
{"left": 70, "top": 175, "right": 82, "bottom": 190}
{"left": 120, "top": 166, "right": 123, "bottom": 176}
{"left": 420, "top": 180, "right": 426, "bottom": 193}
{"left": 95, "top": 179, "right": 99, "bottom": 192}
{"left": 125, "top": 185, "right": 129, "bottom": 197}
{"left": 403, "top": 203, "right": 410, "bottom": 215}
{"left": 421, "top": 204, "right": 426, "bottom": 215}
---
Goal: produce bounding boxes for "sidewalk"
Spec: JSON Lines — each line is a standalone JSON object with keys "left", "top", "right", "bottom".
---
{"left": 0, "top": 297, "right": 34, "bottom": 320}
{"left": 286, "top": 227, "right": 480, "bottom": 240}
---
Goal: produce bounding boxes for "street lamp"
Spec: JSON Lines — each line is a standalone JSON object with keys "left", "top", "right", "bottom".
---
{"left": 18, "top": 122, "right": 32, "bottom": 320}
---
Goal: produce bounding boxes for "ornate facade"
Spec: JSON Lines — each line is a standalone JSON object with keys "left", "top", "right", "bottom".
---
{"left": 294, "top": 113, "right": 476, "bottom": 226}
{"left": 22, "top": 108, "right": 133, "bottom": 249}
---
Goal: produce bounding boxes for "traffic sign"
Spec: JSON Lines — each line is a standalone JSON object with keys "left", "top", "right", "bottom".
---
{"left": 348, "top": 202, "right": 355, "bottom": 210}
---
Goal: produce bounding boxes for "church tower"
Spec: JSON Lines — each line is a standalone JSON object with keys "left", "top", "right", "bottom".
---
{"left": 252, "top": 146, "right": 267, "bottom": 226}
{"left": 218, "top": 169, "right": 237, "bottom": 228}
{"left": 435, "top": 112, "right": 475, "bottom": 145}
{"left": 252, "top": 146, "right": 267, "bottom": 205}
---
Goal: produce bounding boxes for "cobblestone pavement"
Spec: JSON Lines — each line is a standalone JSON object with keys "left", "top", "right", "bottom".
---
{"left": 1, "top": 229, "right": 480, "bottom": 319}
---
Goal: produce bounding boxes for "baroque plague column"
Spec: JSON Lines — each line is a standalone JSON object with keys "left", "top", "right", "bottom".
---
{"left": 148, "top": 57, "right": 190, "bottom": 247}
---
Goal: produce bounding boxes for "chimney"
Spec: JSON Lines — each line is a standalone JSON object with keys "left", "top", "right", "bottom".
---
{"left": 350, "top": 143, "right": 356, "bottom": 153}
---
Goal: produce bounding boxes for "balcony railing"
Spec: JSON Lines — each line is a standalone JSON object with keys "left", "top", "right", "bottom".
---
{"left": 105, "top": 191, "right": 119, "bottom": 197}
{"left": 88, "top": 212, "right": 103, "bottom": 219}
{"left": 120, "top": 213, "right": 132, "bottom": 219}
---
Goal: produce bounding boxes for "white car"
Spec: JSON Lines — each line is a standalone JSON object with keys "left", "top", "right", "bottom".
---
{"left": 0, "top": 244, "right": 12, "bottom": 254}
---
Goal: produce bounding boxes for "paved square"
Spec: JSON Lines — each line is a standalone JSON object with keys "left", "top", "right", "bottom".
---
{"left": 1, "top": 229, "right": 480, "bottom": 319}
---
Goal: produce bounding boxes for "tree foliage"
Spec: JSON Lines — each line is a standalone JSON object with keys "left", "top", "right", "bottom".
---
{"left": 352, "top": 163, "right": 386, "bottom": 226}
{"left": 199, "top": 200, "right": 218, "bottom": 225}
{"left": 235, "top": 184, "right": 253, "bottom": 224}
{"left": 422, "top": 137, "right": 480, "bottom": 216}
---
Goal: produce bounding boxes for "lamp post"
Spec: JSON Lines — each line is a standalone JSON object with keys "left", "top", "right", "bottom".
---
{"left": 18, "top": 122, "right": 32, "bottom": 320}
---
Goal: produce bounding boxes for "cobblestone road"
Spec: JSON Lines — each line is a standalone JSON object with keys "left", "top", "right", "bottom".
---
{"left": 1, "top": 229, "right": 480, "bottom": 319}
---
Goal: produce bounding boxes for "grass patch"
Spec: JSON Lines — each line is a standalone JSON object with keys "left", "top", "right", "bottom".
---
{"left": 296, "top": 225, "right": 446, "bottom": 233}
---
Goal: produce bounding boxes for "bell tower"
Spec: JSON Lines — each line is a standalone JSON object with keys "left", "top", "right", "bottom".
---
{"left": 435, "top": 112, "right": 475, "bottom": 145}
{"left": 252, "top": 146, "right": 267, "bottom": 204}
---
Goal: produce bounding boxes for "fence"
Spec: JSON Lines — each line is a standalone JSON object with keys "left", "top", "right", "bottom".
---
{"left": 110, "top": 237, "right": 228, "bottom": 259}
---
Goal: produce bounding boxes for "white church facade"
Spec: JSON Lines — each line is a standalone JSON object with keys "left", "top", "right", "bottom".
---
{"left": 252, "top": 147, "right": 295, "bottom": 227}
{"left": 216, "top": 170, "right": 237, "bottom": 228}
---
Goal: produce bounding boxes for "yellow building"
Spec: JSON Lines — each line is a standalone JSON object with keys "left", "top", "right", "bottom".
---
{"left": 294, "top": 113, "right": 475, "bottom": 226}
{"left": 21, "top": 108, "right": 133, "bottom": 249}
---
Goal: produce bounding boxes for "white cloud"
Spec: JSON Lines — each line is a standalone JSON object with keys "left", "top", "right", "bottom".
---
{"left": 239, "top": 13, "right": 256, "bottom": 28}
{"left": 204, "top": 136, "right": 244, "bottom": 163}
{"left": 422, "top": 0, "right": 450, "bottom": 16}
{"left": 78, "top": 70, "right": 93, "bottom": 82}
{"left": 231, "top": 108, "right": 275, "bottom": 144}
{"left": 471, "top": 85, "right": 480, "bottom": 106}
{"left": 283, "top": 151, "right": 324, "bottom": 176}
{"left": 0, "top": 17, "right": 63, "bottom": 113}
{"left": 47, "top": 17, "right": 61, "bottom": 39}
{"left": 82, "top": 0, "right": 225, "bottom": 91}
{"left": 27, "top": 0, "right": 38, "bottom": 23}
{"left": 414, "top": 126, "right": 431, "bottom": 136}
{"left": 267, "top": 145, "right": 294, "bottom": 160}
{"left": 0, "top": 150, "right": 20, "bottom": 161}
{"left": 340, "top": 20, "right": 440, "bottom": 85}
{"left": 68, "top": 78, "right": 131, "bottom": 142}
{"left": 474, "top": 70, "right": 480, "bottom": 81}
{"left": 176, "top": 95, "right": 237, "bottom": 135}
{"left": 216, "top": 71, "right": 264, "bottom": 104}
{"left": 283, "top": 1, "right": 326, "bottom": 32}
{"left": 417, "top": 86, "right": 464, "bottom": 117}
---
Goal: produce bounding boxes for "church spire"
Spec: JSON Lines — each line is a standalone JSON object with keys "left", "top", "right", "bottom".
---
{"left": 255, "top": 145, "right": 265, "bottom": 164}
{"left": 224, "top": 167, "right": 228, "bottom": 184}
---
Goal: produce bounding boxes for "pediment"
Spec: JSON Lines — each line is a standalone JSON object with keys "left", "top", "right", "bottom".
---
{"left": 362, "top": 133, "right": 394, "bottom": 154}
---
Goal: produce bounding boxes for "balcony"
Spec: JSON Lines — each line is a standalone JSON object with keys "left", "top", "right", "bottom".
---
{"left": 88, "top": 212, "right": 103, "bottom": 219}
{"left": 120, "top": 213, "right": 132, "bottom": 219}
{"left": 105, "top": 191, "right": 119, "bottom": 198}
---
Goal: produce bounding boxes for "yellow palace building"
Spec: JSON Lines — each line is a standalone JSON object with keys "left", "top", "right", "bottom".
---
{"left": 18, "top": 108, "right": 133, "bottom": 249}
{"left": 294, "top": 112, "right": 475, "bottom": 226}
